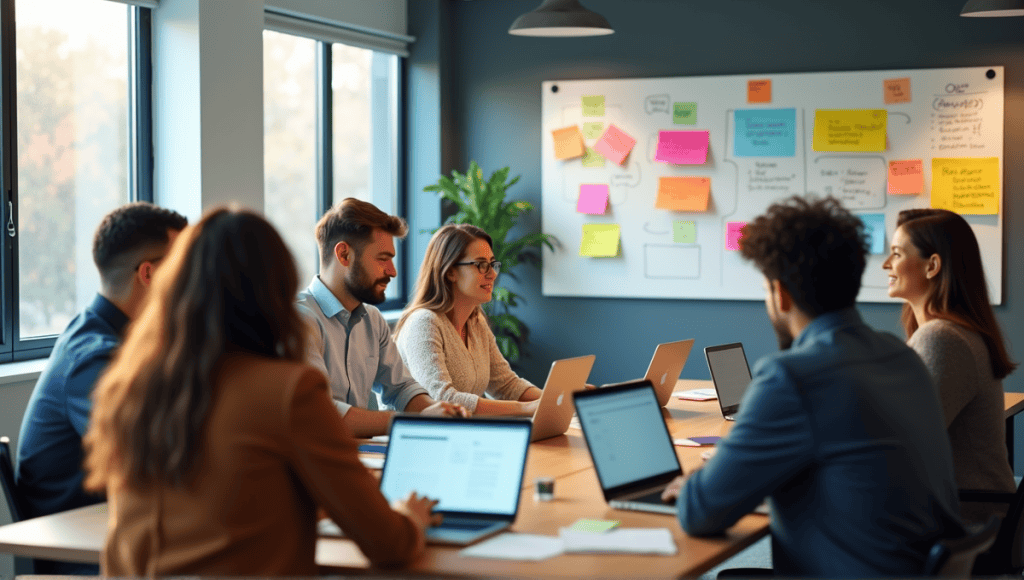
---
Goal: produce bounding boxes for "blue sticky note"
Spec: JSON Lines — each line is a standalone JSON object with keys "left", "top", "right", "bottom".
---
{"left": 861, "top": 213, "right": 886, "bottom": 255}
{"left": 734, "top": 108, "right": 797, "bottom": 157}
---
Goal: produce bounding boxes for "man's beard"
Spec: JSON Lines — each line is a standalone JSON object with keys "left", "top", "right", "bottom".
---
{"left": 344, "top": 259, "right": 390, "bottom": 305}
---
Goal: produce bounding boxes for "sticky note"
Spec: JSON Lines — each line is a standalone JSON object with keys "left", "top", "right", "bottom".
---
{"left": 593, "top": 124, "right": 636, "bottom": 166}
{"left": 747, "top": 79, "right": 772, "bottom": 103}
{"left": 582, "top": 146, "right": 605, "bottom": 168}
{"left": 812, "top": 109, "right": 887, "bottom": 152}
{"left": 569, "top": 519, "right": 620, "bottom": 533}
{"left": 884, "top": 77, "right": 911, "bottom": 104}
{"left": 673, "top": 102, "right": 697, "bottom": 125}
{"left": 888, "top": 159, "right": 923, "bottom": 195}
{"left": 577, "top": 184, "right": 609, "bottom": 215}
{"left": 582, "top": 95, "right": 605, "bottom": 117}
{"left": 656, "top": 177, "right": 710, "bottom": 211}
{"left": 580, "top": 224, "right": 620, "bottom": 257}
{"left": 734, "top": 109, "right": 796, "bottom": 157}
{"left": 725, "top": 222, "right": 746, "bottom": 251}
{"left": 673, "top": 221, "right": 696, "bottom": 243}
{"left": 552, "top": 125, "right": 585, "bottom": 160}
{"left": 582, "top": 122, "right": 604, "bottom": 140}
{"left": 655, "top": 130, "right": 709, "bottom": 165}
{"left": 860, "top": 213, "right": 886, "bottom": 255}
{"left": 931, "top": 157, "right": 1000, "bottom": 215}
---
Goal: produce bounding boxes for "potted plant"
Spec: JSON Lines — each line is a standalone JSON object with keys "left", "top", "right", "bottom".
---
{"left": 424, "top": 161, "right": 555, "bottom": 363}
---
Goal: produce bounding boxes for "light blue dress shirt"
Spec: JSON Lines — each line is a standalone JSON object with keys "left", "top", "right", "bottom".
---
{"left": 297, "top": 276, "right": 428, "bottom": 415}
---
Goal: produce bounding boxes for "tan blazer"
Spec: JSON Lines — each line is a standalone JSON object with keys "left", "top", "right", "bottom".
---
{"left": 102, "top": 353, "right": 424, "bottom": 576}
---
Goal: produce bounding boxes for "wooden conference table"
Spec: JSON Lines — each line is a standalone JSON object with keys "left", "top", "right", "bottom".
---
{"left": 2, "top": 382, "right": 1024, "bottom": 578}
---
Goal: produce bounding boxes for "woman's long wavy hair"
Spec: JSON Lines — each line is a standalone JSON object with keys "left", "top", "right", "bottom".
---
{"left": 84, "top": 207, "right": 306, "bottom": 491}
{"left": 896, "top": 208, "right": 1017, "bottom": 379}
{"left": 394, "top": 224, "right": 493, "bottom": 337}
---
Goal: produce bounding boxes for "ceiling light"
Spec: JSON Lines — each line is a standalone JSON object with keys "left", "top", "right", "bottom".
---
{"left": 509, "top": 0, "right": 614, "bottom": 37}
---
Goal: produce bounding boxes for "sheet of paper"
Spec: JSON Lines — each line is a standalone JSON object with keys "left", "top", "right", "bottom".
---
{"left": 673, "top": 220, "right": 696, "bottom": 243}
{"left": 593, "top": 124, "right": 636, "bottom": 166}
{"left": 582, "top": 95, "right": 605, "bottom": 117}
{"left": 358, "top": 456, "right": 384, "bottom": 470}
{"left": 552, "top": 125, "right": 585, "bottom": 160}
{"left": 577, "top": 184, "right": 609, "bottom": 215}
{"left": 747, "top": 79, "right": 771, "bottom": 103}
{"left": 725, "top": 222, "right": 746, "bottom": 251}
{"left": 579, "top": 224, "right": 620, "bottom": 257}
{"left": 655, "top": 130, "right": 709, "bottom": 164}
{"left": 888, "top": 159, "right": 923, "bottom": 195}
{"left": 569, "top": 519, "right": 620, "bottom": 533}
{"left": 656, "top": 177, "right": 710, "bottom": 212}
{"left": 931, "top": 157, "right": 1000, "bottom": 215}
{"left": 733, "top": 108, "right": 797, "bottom": 157}
{"left": 582, "top": 146, "right": 605, "bottom": 168}
{"left": 582, "top": 121, "right": 604, "bottom": 140}
{"left": 884, "top": 77, "right": 911, "bottom": 104}
{"left": 560, "top": 528, "right": 678, "bottom": 555}
{"left": 673, "top": 101, "right": 697, "bottom": 125}
{"left": 812, "top": 109, "right": 887, "bottom": 152}
{"left": 674, "top": 388, "right": 716, "bottom": 401}
{"left": 461, "top": 533, "right": 564, "bottom": 561}
{"left": 860, "top": 213, "right": 886, "bottom": 255}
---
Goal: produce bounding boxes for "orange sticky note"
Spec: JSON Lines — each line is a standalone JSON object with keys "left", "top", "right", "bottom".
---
{"left": 656, "top": 177, "right": 711, "bottom": 211}
{"left": 747, "top": 79, "right": 771, "bottom": 104}
{"left": 884, "top": 77, "right": 911, "bottom": 105}
{"left": 552, "top": 125, "right": 585, "bottom": 160}
{"left": 888, "top": 159, "right": 923, "bottom": 195}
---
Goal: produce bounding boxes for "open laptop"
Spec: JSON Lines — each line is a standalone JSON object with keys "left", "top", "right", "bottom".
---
{"left": 573, "top": 380, "right": 683, "bottom": 515}
{"left": 642, "top": 339, "right": 695, "bottom": 407}
{"left": 378, "top": 416, "right": 532, "bottom": 546}
{"left": 704, "top": 343, "right": 753, "bottom": 421}
{"left": 531, "top": 354, "right": 595, "bottom": 441}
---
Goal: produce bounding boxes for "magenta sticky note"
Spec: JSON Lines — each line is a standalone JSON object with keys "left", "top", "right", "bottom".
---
{"left": 577, "top": 184, "right": 610, "bottom": 215}
{"left": 593, "top": 124, "right": 637, "bottom": 166}
{"left": 725, "top": 222, "right": 746, "bottom": 251}
{"left": 655, "top": 130, "right": 709, "bottom": 165}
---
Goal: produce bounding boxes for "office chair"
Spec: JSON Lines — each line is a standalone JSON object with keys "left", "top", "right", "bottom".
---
{"left": 0, "top": 436, "right": 34, "bottom": 575}
{"left": 923, "top": 514, "right": 1000, "bottom": 576}
{"left": 959, "top": 479, "right": 1024, "bottom": 575}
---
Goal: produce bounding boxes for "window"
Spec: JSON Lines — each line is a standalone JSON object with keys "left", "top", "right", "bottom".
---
{"left": 0, "top": 0, "right": 152, "bottom": 361}
{"left": 263, "top": 29, "right": 402, "bottom": 306}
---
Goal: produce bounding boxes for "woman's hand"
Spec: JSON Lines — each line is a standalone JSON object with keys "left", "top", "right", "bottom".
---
{"left": 392, "top": 492, "right": 441, "bottom": 530}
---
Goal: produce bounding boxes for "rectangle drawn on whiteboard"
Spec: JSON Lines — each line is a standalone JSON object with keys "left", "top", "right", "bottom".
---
{"left": 733, "top": 109, "right": 796, "bottom": 157}
{"left": 644, "top": 245, "right": 700, "bottom": 279}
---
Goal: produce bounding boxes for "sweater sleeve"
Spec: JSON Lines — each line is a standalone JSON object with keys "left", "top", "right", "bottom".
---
{"left": 395, "top": 310, "right": 482, "bottom": 412}
{"left": 479, "top": 316, "right": 534, "bottom": 402}
{"left": 908, "top": 322, "right": 977, "bottom": 429}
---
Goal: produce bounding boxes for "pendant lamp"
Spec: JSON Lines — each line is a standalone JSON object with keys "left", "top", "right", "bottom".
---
{"left": 961, "top": 0, "right": 1024, "bottom": 16}
{"left": 508, "top": 0, "right": 614, "bottom": 37}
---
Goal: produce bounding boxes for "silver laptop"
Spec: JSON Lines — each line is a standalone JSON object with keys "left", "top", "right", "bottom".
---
{"left": 531, "top": 354, "right": 595, "bottom": 441}
{"left": 573, "top": 380, "right": 683, "bottom": 515}
{"left": 704, "top": 343, "right": 752, "bottom": 421}
{"left": 643, "top": 339, "right": 695, "bottom": 407}
{"left": 378, "top": 416, "right": 532, "bottom": 546}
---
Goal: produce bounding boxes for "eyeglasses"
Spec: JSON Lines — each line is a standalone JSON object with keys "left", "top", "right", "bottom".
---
{"left": 454, "top": 260, "right": 502, "bottom": 275}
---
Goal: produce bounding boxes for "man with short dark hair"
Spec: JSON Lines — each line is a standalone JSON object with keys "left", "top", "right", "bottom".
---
{"left": 16, "top": 202, "right": 186, "bottom": 574}
{"left": 662, "top": 196, "right": 962, "bottom": 577}
{"left": 298, "top": 198, "right": 465, "bottom": 438}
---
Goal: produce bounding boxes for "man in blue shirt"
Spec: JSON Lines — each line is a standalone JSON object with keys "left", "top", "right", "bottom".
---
{"left": 16, "top": 202, "right": 186, "bottom": 574}
{"left": 662, "top": 196, "right": 962, "bottom": 577}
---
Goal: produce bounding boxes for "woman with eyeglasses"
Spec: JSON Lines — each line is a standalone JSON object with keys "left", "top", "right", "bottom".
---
{"left": 395, "top": 224, "right": 541, "bottom": 416}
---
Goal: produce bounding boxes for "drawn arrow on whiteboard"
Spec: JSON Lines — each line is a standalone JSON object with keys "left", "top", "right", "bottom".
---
{"left": 643, "top": 223, "right": 670, "bottom": 235}
{"left": 890, "top": 112, "right": 911, "bottom": 124}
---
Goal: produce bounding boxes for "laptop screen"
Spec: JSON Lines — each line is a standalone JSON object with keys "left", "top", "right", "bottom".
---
{"left": 380, "top": 418, "right": 531, "bottom": 516}
{"left": 705, "top": 343, "right": 752, "bottom": 410}
{"left": 574, "top": 382, "right": 681, "bottom": 490}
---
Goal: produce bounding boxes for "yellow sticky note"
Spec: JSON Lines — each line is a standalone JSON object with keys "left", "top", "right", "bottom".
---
{"left": 656, "top": 177, "right": 710, "bottom": 211}
{"left": 884, "top": 77, "right": 911, "bottom": 104}
{"left": 582, "top": 95, "right": 605, "bottom": 117}
{"left": 888, "top": 159, "right": 923, "bottom": 195}
{"left": 552, "top": 125, "right": 585, "bottom": 160}
{"left": 812, "top": 109, "right": 887, "bottom": 152}
{"left": 580, "top": 224, "right": 620, "bottom": 257}
{"left": 582, "top": 146, "right": 605, "bottom": 168}
{"left": 582, "top": 122, "right": 604, "bottom": 140}
{"left": 931, "top": 157, "right": 1000, "bottom": 215}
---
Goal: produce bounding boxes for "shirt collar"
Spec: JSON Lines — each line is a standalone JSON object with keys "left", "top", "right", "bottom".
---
{"left": 91, "top": 294, "right": 130, "bottom": 336}
{"left": 307, "top": 276, "right": 364, "bottom": 323}
{"left": 792, "top": 307, "right": 864, "bottom": 348}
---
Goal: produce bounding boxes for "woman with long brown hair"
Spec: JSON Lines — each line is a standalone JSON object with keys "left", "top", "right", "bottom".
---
{"left": 394, "top": 224, "right": 541, "bottom": 416}
{"left": 84, "top": 207, "right": 434, "bottom": 575}
{"left": 883, "top": 208, "right": 1017, "bottom": 524}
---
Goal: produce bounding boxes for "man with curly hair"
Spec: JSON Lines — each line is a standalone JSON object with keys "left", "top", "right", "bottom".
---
{"left": 662, "top": 196, "right": 962, "bottom": 577}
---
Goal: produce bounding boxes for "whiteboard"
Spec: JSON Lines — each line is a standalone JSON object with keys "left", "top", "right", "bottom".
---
{"left": 540, "top": 67, "right": 1003, "bottom": 304}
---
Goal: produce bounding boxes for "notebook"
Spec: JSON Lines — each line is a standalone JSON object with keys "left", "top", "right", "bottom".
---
{"left": 531, "top": 354, "right": 595, "bottom": 441}
{"left": 573, "top": 380, "right": 683, "bottom": 515}
{"left": 378, "top": 416, "right": 532, "bottom": 546}
{"left": 703, "top": 343, "right": 753, "bottom": 421}
{"left": 642, "top": 339, "right": 695, "bottom": 407}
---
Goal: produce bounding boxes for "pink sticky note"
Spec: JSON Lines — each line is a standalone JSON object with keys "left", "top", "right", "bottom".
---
{"left": 726, "top": 222, "right": 747, "bottom": 251}
{"left": 888, "top": 159, "right": 923, "bottom": 195}
{"left": 594, "top": 124, "right": 637, "bottom": 166}
{"left": 655, "top": 130, "right": 709, "bottom": 164}
{"left": 577, "top": 184, "right": 609, "bottom": 215}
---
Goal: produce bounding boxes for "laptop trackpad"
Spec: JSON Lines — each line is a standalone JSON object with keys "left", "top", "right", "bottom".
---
{"left": 426, "top": 519, "right": 509, "bottom": 545}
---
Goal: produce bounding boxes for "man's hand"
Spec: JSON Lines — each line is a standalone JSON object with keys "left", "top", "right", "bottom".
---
{"left": 420, "top": 401, "right": 470, "bottom": 417}
{"left": 392, "top": 492, "right": 441, "bottom": 530}
{"left": 661, "top": 475, "right": 686, "bottom": 503}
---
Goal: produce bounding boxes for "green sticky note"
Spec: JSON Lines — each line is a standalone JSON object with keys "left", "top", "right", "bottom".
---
{"left": 582, "top": 95, "right": 605, "bottom": 117}
{"left": 673, "top": 221, "right": 696, "bottom": 243}
{"left": 582, "top": 122, "right": 604, "bottom": 140}
{"left": 580, "top": 224, "right": 620, "bottom": 257}
{"left": 673, "top": 102, "right": 697, "bottom": 125}
{"left": 569, "top": 518, "right": 621, "bottom": 532}
{"left": 582, "top": 146, "right": 605, "bottom": 168}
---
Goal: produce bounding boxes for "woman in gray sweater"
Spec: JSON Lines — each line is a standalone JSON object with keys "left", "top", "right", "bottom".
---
{"left": 883, "top": 208, "right": 1017, "bottom": 524}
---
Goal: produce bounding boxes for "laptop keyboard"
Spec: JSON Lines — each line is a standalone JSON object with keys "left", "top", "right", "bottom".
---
{"left": 436, "top": 518, "right": 496, "bottom": 531}
{"left": 632, "top": 489, "right": 671, "bottom": 504}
